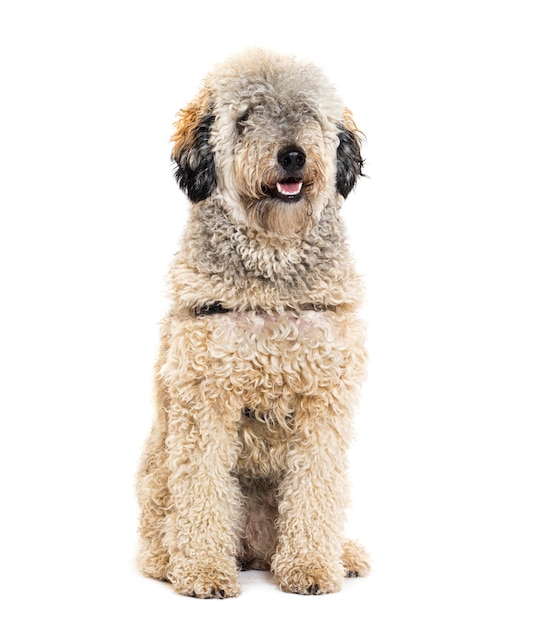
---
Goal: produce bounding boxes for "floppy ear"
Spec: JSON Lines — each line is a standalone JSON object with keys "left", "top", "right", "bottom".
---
{"left": 171, "top": 91, "right": 217, "bottom": 202}
{"left": 336, "top": 109, "right": 365, "bottom": 198}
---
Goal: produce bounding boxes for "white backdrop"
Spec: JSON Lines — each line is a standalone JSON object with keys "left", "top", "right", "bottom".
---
{"left": 1, "top": 1, "right": 537, "bottom": 624}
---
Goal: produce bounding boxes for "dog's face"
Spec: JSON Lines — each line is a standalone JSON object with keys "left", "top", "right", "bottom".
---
{"left": 172, "top": 49, "right": 363, "bottom": 237}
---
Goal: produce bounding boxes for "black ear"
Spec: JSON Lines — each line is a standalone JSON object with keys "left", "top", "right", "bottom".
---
{"left": 171, "top": 105, "right": 217, "bottom": 202}
{"left": 336, "top": 121, "right": 364, "bottom": 198}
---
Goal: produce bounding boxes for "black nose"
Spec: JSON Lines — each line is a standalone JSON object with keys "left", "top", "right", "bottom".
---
{"left": 278, "top": 147, "right": 306, "bottom": 172}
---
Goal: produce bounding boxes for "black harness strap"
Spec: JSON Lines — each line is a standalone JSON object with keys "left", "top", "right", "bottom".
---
{"left": 194, "top": 302, "right": 230, "bottom": 316}
{"left": 193, "top": 302, "right": 337, "bottom": 317}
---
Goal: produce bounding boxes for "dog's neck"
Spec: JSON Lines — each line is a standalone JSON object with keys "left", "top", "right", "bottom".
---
{"left": 169, "top": 198, "right": 362, "bottom": 314}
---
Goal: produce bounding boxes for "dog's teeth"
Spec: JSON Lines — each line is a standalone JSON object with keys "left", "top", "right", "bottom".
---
{"left": 277, "top": 181, "right": 302, "bottom": 195}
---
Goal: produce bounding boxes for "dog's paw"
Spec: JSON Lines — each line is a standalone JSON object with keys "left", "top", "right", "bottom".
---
{"left": 189, "top": 584, "right": 238, "bottom": 599}
{"left": 342, "top": 539, "right": 371, "bottom": 578}
{"left": 273, "top": 559, "right": 343, "bottom": 595}
{"left": 168, "top": 561, "right": 240, "bottom": 599}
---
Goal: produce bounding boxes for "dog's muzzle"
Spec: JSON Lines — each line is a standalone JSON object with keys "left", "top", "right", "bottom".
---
{"left": 270, "top": 146, "right": 306, "bottom": 202}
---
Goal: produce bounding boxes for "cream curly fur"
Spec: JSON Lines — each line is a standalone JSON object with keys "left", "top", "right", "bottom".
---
{"left": 137, "top": 48, "right": 370, "bottom": 598}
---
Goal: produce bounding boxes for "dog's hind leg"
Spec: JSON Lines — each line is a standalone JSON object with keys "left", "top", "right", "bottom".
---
{"left": 137, "top": 416, "right": 170, "bottom": 580}
{"left": 136, "top": 318, "right": 172, "bottom": 580}
{"left": 342, "top": 539, "right": 370, "bottom": 578}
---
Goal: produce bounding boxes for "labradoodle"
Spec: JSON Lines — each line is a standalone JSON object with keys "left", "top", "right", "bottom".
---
{"left": 137, "top": 48, "right": 370, "bottom": 598}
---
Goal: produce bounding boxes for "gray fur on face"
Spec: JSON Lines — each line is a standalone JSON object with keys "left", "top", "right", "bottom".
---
{"left": 171, "top": 49, "right": 364, "bottom": 238}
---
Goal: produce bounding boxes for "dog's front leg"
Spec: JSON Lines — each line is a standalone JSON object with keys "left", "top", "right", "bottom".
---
{"left": 272, "top": 398, "right": 350, "bottom": 595}
{"left": 164, "top": 390, "right": 242, "bottom": 598}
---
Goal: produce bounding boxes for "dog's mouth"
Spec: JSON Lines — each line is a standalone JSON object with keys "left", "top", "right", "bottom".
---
{"left": 265, "top": 178, "right": 304, "bottom": 202}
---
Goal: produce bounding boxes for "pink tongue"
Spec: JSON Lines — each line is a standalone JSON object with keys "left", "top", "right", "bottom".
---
{"left": 279, "top": 181, "right": 302, "bottom": 194}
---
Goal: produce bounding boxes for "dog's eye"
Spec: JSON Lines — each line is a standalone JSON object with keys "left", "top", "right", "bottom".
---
{"left": 236, "top": 111, "right": 250, "bottom": 134}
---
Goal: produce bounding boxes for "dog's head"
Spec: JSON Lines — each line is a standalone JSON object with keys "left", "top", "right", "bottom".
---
{"left": 172, "top": 49, "right": 364, "bottom": 237}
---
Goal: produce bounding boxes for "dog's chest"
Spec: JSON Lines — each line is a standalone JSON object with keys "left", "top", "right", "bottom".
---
{"left": 164, "top": 308, "right": 363, "bottom": 479}
{"left": 166, "top": 308, "right": 362, "bottom": 402}
{"left": 204, "top": 309, "right": 348, "bottom": 394}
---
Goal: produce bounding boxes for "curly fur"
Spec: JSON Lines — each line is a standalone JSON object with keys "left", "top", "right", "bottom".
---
{"left": 137, "top": 48, "right": 370, "bottom": 598}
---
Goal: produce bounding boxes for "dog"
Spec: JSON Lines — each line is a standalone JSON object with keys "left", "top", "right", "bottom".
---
{"left": 137, "top": 48, "right": 370, "bottom": 598}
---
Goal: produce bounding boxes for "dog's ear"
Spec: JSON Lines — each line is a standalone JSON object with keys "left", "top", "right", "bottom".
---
{"left": 171, "top": 91, "right": 217, "bottom": 202}
{"left": 336, "top": 109, "right": 365, "bottom": 198}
